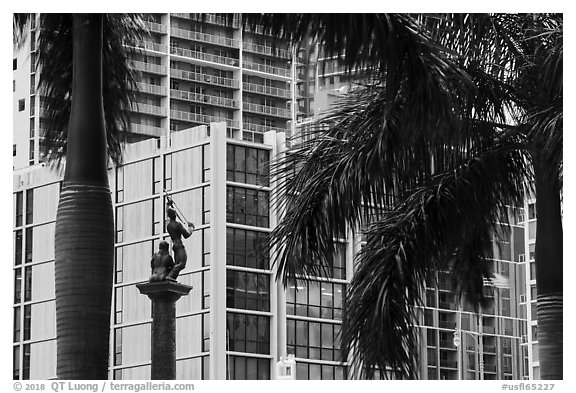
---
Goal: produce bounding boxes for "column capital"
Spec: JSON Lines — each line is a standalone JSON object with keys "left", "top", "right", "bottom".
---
{"left": 136, "top": 280, "right": 192, "bottom": 301}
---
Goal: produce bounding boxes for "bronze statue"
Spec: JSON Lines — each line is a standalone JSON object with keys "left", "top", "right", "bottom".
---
{"left": 165, "top": 201, "right": 195, "bottom": 280}
{"left": 149, "top": 240, "right": 175, "bottom": 282}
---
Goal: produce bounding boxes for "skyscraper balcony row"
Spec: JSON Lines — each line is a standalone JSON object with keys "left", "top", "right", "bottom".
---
{"left": 170, "top": 27, "right": 239, "bottom": 49}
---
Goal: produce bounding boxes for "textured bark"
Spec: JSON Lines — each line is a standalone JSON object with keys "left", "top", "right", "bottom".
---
{"left": 55, "top": 183, "right": 114, "bottom": 379}
{"left": 536, "top": 293, "right": 562, "bottom": 380}
{"left": 534, "top": 158, "right": 563, "bottom": 380}
{"left": 54, "top": 14, "right": 113, "bottom": 379}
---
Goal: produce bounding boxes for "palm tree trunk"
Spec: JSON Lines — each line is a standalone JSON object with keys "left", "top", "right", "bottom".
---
{"left": 533, "top": 158, "right": 563, "bottom": 380}
{"left": 54, "top": 14, "right": 114, "bottom": 380}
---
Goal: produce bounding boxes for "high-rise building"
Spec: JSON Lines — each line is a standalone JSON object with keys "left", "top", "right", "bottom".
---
{"left": 13, "top": 13, "right": 295, "bottom": 171}
{"left": 13, "top": 13, "right": 534, "bottom": 380}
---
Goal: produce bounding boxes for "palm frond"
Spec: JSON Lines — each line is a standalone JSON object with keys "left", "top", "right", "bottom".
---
{"left": 13, "top": 13, "right": 32, "bottom": 47}
{"left": 514, "top": 15, "right": 563, "bottom": 181}
{"left": 270, "top": 68, "right": 515, "bottom": 286}
{"left": 36, "top": 13, "right": 146, "bottom": 165}
{"left": 341, "top": 131, "right": 528, "bottom": 379}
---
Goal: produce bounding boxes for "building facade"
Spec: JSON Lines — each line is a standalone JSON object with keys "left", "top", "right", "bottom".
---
{"left": 12, "top": 122, "right": 532, "bottom": 380}
{"left": 13, "top": 13, "right": 295, "bottom": 171}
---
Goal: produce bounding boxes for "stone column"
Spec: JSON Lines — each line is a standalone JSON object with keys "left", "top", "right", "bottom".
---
{"left": 136, "top": 281, "right": 192, "bottom": 380}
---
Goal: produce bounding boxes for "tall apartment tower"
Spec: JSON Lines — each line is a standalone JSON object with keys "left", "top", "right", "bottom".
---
{"left": 13, "top": 13, "right": 295, "bottom": 171}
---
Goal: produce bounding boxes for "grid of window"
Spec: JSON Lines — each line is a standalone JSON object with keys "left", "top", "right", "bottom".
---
{"left": 226, "top": 186, "right": 269, "bottom": 227}
{"left": 14, "top": 269, "right": 22, "bottom": 304}
{"left": 226, "top": 355, "right": 270, "bottom": 380}
{"left": 115, "top": 248, "right": 124, "bottom": 284}
{"left": 22, "top": 344, "right": 30, "bottom": 380}
{"left": 115, "top": 287, "right": 124, "bottom": 324}
{"left": 15, "top": 192, "right": 23, "bottom": 227}
{"left": 29, "top": 140, "right": 35, "bottom": 162}
{"left": 13, "top": 346, "right": 20, "bottom": 380}
{"left": 152, "top": 198, "right": 163, "bottom": 235}
{"left": 286, "top": 319, "right": 342, "bottom": 362}
{"left": 14, "top": 307, "right": 21, "bottom": 343}
{"left": 226, "top": 144, "right": 270, "bottom": 186}
{"left": 114, "top": 329, "right": 122, "bottom": 366}
{"left": 24, "top": 228, "right": 32, "bottom": 263}
{"left": 226, "top": 228, "right": 269, "bottom": 269}
{"left": 23, "top": 305, "right": 31, "bottom": 341}
{"left": 25, "top": 190, "right": 34, "bottom": 225}
{"left": 426, "top": 328, "right": 437, "bottom": 347}
{"left": 322, "top": 243, "right": 346, "bottom": 279}
{"left": 296, "top": 362, "right": 346, "bottom": 380}
{"left": 15, "top": 231, "right": 23, "bottom": 266}
{"left": 152, "top": 157, "right": 161, "bottom": 195}
{"left": 286, "top": 280, "right": 344, "bottom": 320}
{"left": 116, "top": 166, "right": 124, "bottom": 203}
{"left": 226, "top": 270, "right": 270, "bottom": 311}
{"left": 226, "top": 312, "right": 270, "bottom": 355}
{"left": 177, "top": 356, "right": 209, "bottom": 379}
{"left": 164, "top": 154, "right": 173, "bottom": 191}
{"left": 24, "top": 267, "right": 32, "bottom": 302}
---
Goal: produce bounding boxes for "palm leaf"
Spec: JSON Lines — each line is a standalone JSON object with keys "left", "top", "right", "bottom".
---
{"left": 35, "top": 13, "right": 146, "bottom": 165}
{"left": 342, "top": 131, "right": 528, "bottom": 379}
{"left": 13, "top": 13, "right": 31, "bottom": 47}
{"left": 270, "top": 68, "right": 514, "bottom": 286}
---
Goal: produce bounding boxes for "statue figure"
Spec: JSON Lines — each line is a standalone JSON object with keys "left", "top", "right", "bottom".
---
{"left": 149, "top": 240, "right": 174, "bottom": 282}
{"left": 166, "top": 202, "right": 195, "bottom": 281}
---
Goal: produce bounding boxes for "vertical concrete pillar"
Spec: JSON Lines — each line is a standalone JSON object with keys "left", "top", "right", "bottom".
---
{"left": 137, "top": 281, "right": 192, "bottom": 380}
{"left": 210, "top": 122, "right": 228, "bottom": 379}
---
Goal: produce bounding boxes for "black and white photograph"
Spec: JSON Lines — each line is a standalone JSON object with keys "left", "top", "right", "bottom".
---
{"left": 10, "top": 7, "right": 565, "bottom": 387}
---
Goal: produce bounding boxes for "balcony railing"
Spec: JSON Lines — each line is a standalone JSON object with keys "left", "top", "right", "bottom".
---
{"left": 243, "top": 42, "right": 290, "bottom": 59}
{"left": 132, "top": 61, "right": 166, "bottom": 75}
{"left": 170, "top": 89, "right": 238, "bottom": 109}
{"left": 144, "top": 20, "right": 167, "bottom": 34}
{"left": 243, "top": 102, "right": 291, "bottom": 118}
{"left": 170, "top": 110, "right": 239, "bottom": 128}
{"left": 170, "top": 27, "right": 239, "bottom": 48}
{"left": 170, "top": 47, "right": 240, "bottom": 67}
{"left": 242, "top": 81, "right": 290, "bottom": 98}
{"left": 438, "top": 320, "right": 455, "bottom": 329}
{"left": 136, "top": 82, "right": 167, "bottom": 96}
{"left": 130, "top": 103, "right": 167, "bottom": 117}
{"left": 243, "top": 122, "right": 288, "bottom": 134}
{"left": 184, "top": 13, "right": 239, "bottom": 28}
{"left": 242, "top": 60, "right": 291, "bottom": 77}
{"left": 137, "top": 40, "right": 168, "bottom": 53}
{"left": 439, "top": 360, "right": 458, "bottom": 369}
{"left": 130, "top": 123, "right": 164, "bottom": 137}
{"left": 170, "top": 68, "right": 239, "bottom": 89}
